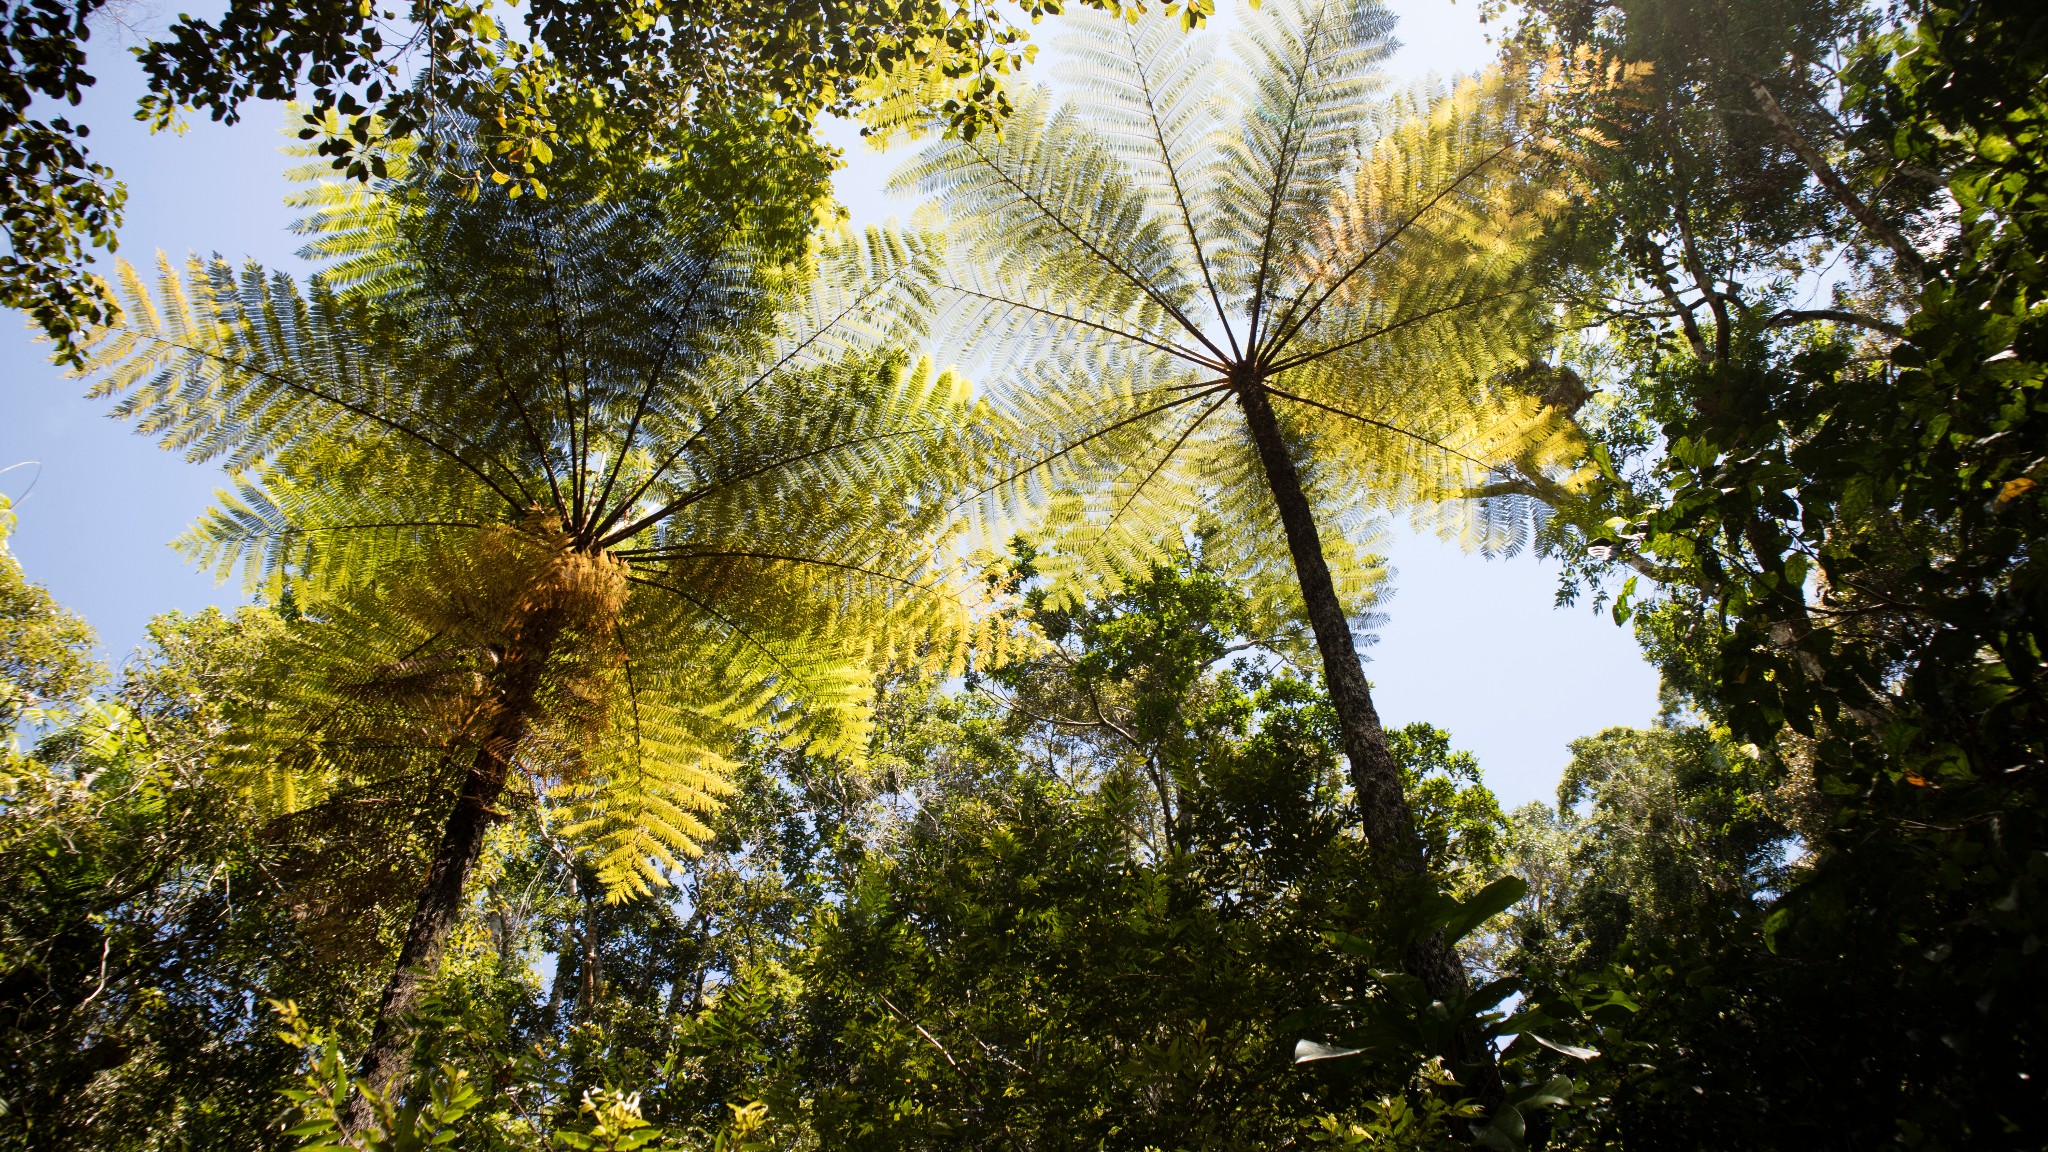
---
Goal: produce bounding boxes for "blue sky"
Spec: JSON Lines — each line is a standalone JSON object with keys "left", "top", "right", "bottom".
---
{"left": 0, "top": 0, "right": 1658, "bottom": 809}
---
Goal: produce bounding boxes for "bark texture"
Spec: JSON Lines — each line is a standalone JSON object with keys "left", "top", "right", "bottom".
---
{"left": 1237, "top": 382, "right": 1504, "bottom": 1109}
{"left": 341, "top": 608, "right": 564, "bottom": 1134}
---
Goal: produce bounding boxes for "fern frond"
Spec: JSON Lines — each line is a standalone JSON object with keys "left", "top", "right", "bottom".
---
{"left": 901, "top": 0, "right": 1580, "bottom": 648}
{"left": 78, "top": 123, "right": 988, "bottom": 899}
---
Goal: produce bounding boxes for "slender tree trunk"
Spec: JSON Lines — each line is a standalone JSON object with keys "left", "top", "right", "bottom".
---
{"left": 575, "top": 881, "right": 603, "bottom": 1023}
{"left": 341, "top": 608, "right": 564, "bottom": 1134}
{"left": 546, "top": 928, "right": 573, "bottom": 1027}
{"left": 1746, "top": 76, "right": 1927, "bottom": 282}
{"left": 1237, "top": 383, "right": 1504, "bottom": 1109}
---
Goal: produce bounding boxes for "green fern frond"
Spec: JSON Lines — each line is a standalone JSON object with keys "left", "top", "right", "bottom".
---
{"left": 77, "top": 122, "right": 988, "bottom": 898}
{"left": 903, "top": 2, "right": 1577, "bottom": 622}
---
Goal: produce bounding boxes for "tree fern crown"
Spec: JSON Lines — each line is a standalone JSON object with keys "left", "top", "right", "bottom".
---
{"left": 81, "top": 124, "right": 990, "bottom": 897}
{"left": 898, "top": 0, "right": 1584, "bottom": 600}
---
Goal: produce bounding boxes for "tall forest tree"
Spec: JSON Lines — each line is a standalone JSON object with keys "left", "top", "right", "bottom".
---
{"left": 78, "top": 107, "right": 989, "bottom": 1130}
{"left": 896, "top": 0, "right": 1578, "bottom": 1102}
{"left": 1487, "top": 0, "right": 2048, "bottom": 1143}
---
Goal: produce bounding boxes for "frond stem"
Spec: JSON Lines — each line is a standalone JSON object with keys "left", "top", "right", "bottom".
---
{"left": 114, "top": 328, "right": 533, "bottom": 512}
{"left": 1101, "top": 388, "right": 1234, "bottom": 531}
{"left": 959, "top": 137, "right": 1232, "bottom": 365}
{"left": 1260, "top": 383, "right": 1490, "bottom": 467}
{"left": 949, "top": 385, "right": 1229, "bottom": 511}
{"left": 587, "top": 264, "right": 907, "bottom": 545}
{"left": 621, "top": 549, "right": 940, "bottom": 595}
{"left": 1262, "top": 285, "right": 1535, "bottom": 375}
{"left": 944, "top": 283, "right": 1223, "bottom": 371}
{"left": 1260, "top": 136, "right": 1523, "bottom": 360}
{"left": 599, "top": 427, "right": 932, "bottom": 548}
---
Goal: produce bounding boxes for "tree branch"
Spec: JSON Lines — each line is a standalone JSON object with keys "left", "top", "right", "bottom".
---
{"left": 1747, "top": 76, "right": 1927, "bottom": 281}
{"left": 1762, "top": 307, "right": 1903, "bottom": 337}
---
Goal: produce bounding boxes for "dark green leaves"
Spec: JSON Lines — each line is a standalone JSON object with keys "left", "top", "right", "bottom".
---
{"left": 0, "top": 0, "right": 126, "bottom": 363}
{"left": 1435, "top": 875, "right": 1530, "bottom": 947}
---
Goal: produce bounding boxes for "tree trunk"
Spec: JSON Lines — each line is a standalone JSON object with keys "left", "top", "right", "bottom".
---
{"left": 1237, "top": 383, "right": 1504, "bottom": 1109}
{"left": 341, "top": 608, "right": 564, "bottom": 1134}
{"left": 1746, "top": 76, "right": 1927, "bottom": 282}
{"left": 575, "top": 881, "right": 603, "bottom": 1023}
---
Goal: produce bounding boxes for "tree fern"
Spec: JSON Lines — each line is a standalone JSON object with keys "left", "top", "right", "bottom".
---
{"left": 79, "top": 112, "right": 988, "bottom": 1120}
{"left": 898, "top": 0, "right": 1577, "bottom": 1106}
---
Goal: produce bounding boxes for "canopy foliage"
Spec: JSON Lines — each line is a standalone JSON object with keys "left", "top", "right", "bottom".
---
{"left": 3, "top": 0, "right": 2046, "bottom": 1147}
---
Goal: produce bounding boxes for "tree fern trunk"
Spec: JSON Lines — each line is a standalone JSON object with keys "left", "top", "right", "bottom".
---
{"left": 1236, "top": 385, "right": 1419, "bottom": 863}
{"left": 341, "top": 607, "right": 565, "bottom": 1134}
{"left": 1237, "top": 383, "right": 1503, "bottom": 1108}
